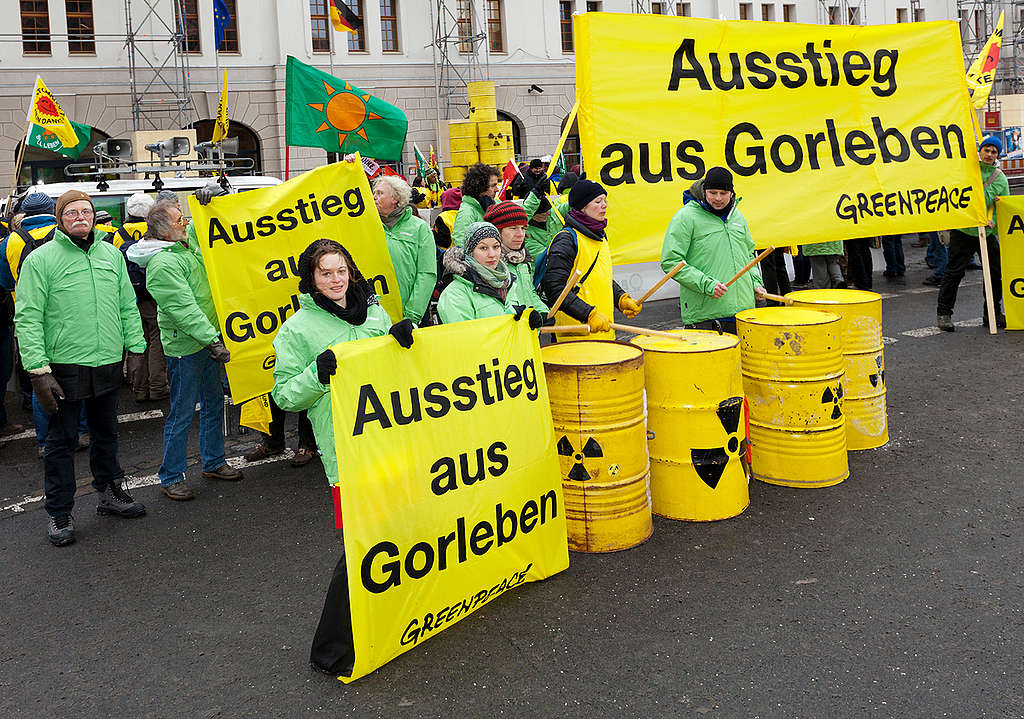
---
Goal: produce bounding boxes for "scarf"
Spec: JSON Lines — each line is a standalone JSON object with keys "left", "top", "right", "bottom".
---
{"left": 501, "top": 244, "right": 530, "bottom": 266}
{"left": 381, "top": 207, "right": 405, "bottom": 229}
{"left": 474, "top": 195, "right": 495, "bottom": 213}
{"left": 312, "top": 280, "right": 376, "bottom": 326}
{"left": 464, "top": 253, "right": 512, "bottom": 291}
{"left": 568, "top": 209, "right": 607, "bottom": 235}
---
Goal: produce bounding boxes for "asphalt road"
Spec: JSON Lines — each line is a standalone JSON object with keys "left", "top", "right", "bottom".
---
{"left": 1, "top": 242, "right": 1022, "bottom": 718}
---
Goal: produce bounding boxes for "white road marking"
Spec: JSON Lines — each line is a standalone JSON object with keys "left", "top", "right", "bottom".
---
{"left": 901, "top": 317, "right": 983, "bottom": 338}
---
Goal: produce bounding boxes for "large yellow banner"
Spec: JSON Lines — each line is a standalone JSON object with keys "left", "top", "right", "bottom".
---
{"left": 575, "top": 14, "right": 987, "bottom": 260}
{"left": 329, "top": 316, "right": 569, "bottom": 682}
{"left": 994, "top": 195, "right": 1024, "bottom": 330}
{"left": 189, "top": 159, "right": 401, "bottom": 403}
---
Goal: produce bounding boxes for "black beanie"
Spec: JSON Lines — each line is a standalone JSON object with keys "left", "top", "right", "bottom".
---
{"left": 556, "top": 171, "right": 579, "bottom": 194}
{"left": 703, "top": 167, "right": 734, "bottom": 192}
{"left": 568, "top": 179, "right": 607, "bottom": 211}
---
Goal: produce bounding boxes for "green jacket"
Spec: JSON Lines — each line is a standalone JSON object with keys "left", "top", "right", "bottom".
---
{"left": 523, "top": 192, "right": 569, "bottom": 221}
{"left": 437, "top": 248, "right": 547, "bottom": 324}
{"left": 508, "top": 259, "right": 549, "bottom": 314}
{"left": 14, "top": 228, "right": 145, "bottom": 371}
{"left": 452, "top": 196, "right": 485, "bottom": 246}
{"left": 384, "top": 207, "right": 437, "bottom": 323}
{"left": 271, "top": 294, "right": 391, "bottom": 484}
{"left": 133, "top": 225, "right": 220, "bottom": 357}
{"left": 962, "top": 162, "right": 1010, "bottom": 238}
{"left": 524, "top": 214, "right": 563, "bottom": 259}
{"left": 802, "top": 240, "right": 843, "bottom": 256}
{"left": 661, "top": 186, "right": 763, "bottom": 325}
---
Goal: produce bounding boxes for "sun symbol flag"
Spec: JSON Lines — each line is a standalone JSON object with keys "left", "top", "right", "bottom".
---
{"left": 285, "top": 56, "right": 408, "bottom": 161}
{"left": 26, "top": 119, "right": 92, "bottom": 160}
{"left": 27, "top": 76, "right": 79, "bottom": 149}
{"left": 966, "top": 10, "right": 1004, "bottom": 110}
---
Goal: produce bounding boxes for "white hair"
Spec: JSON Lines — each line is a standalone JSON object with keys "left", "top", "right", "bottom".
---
{"left": 373, "top": 174, "right": 412, "bottom": 209}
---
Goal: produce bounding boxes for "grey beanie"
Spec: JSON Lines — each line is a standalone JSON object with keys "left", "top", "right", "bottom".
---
{"left": 21, "top": 192, "right": 55, "bottom": 217}
{"left": 126, "top": 192, "right": 155, "bottom": 219}
{"left": 463, "top": 221, "right": 501, "bottom": 254}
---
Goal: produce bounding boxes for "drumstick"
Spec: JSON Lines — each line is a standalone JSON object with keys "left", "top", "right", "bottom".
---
{"left": 636, "top": 260, "right": 687, "bottom": 305}
{"left": 539, "top": 324, "right": 590, "bottom": 334}
{"left": 610, "top": 323, "right": 686, "bottom": 340}
{"left": 759, "top": 291, "right": 793, "bottom": 305}
{"left": 725, "top": 246, "right": 775, "bottom": 288}
{"left": 546, "top": 269, "right": 583, "bottom": 317}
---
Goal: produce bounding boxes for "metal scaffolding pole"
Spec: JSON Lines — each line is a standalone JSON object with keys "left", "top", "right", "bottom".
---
{"left": 124, "top": 0, "right": 196, "bottom": 131}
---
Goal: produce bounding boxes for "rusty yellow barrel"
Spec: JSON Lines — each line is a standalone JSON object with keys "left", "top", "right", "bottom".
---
{"left": 786, "top": 289, "right": 888, "bottom": 450}
{"left": 736, "top": 307, "right": 849, "bottom": 488}
{"left": 542, "top": 341, "right": 653, "bottom": 552}
{"left": 467, "top": 80, "right": 498, "bottom": 122}
{"left": 631, "top": 330, "right": 748, "bottom": 521}
{"left": 477, "top": 120, "right": 513, "bottom": 165}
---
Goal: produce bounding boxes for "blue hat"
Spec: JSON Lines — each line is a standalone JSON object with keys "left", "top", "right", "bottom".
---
{"left": 980, "top": 134, "right": 1003, "bottom": 155}
{"left": 21, "top": 192, "right": 55, "bottom": 216}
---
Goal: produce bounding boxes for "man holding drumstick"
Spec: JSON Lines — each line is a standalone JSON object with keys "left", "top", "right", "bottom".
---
{"left": 660, "top": 167, "right": 766, "bottom": 334}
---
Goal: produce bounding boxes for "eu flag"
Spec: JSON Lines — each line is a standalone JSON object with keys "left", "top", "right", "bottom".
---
{"left": 214, "top": 0, "right": 230, "bottom": 49}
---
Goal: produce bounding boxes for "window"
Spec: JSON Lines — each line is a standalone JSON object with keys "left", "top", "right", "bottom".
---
{"left": 20, "top": 1, "right": 50, "bottom": 55}
{"left": 344, "top": 0, "right": 366, "bottom": 52}
{"left": 457, "top": 0, "right": 473, "bottom": 53}
{"left": 559, "top": 1, "right": 573, "bottom": 54}
{"left": 219, "top": 0, "right": 239, "bottom": 52}
{"left": 826, "top": 5, "right": 840, "bottom": 24}
{"left": 310, "top": 0, "right": 330, "bottom": 52}
{"left": 586, "top": 1, "right": 601, "bottom": 10}
{"left": 896, "top": 7, "right": 907, "bottom": 23}
{"left": 486, "top": 0, "right": 503, "bottom": 53}
{"left": 847, "top": 6, "right": 860, "bottom": 25}
{"left": 651, "top": 1, "right": 664, "bottom": 13}
{"left": 783, "top": 3, "right": 795, "bottom": 21}
{"left": 739, "top": 3, "right": 752, "bottom": 20}
{"left": 913, "top": 8, "right": 925, "bottom": 22}
{"left": 677, "top": 3, "right": 690, "bottom": 16}
{"left": 65, "top": 0, "right": 94, "bottom": 53}
{"left": 761, "top": 3, "right": 774, "bottom": 21}
{"left": 380, "top": 0, "right": 399, "bottom": 52}
{"left": 176, "top": 0, "right": 201, "bottom": 54}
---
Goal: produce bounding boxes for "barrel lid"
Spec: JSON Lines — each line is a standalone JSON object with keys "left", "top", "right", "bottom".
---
{"left": 786, "top": 289, "right": 881, "bottom": 305}
{"left": 735, "top": 307, "right": 840, "bottom": 326}
{"left": 631, "top": 329, "right": 738, "bottom": 353}
{"left": 541, "top": 340, "right": 642, "bottom": 366}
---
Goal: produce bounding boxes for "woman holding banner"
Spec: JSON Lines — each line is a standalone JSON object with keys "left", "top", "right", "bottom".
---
{"left": 373, "top": 175, "right": 436, "bottom": 326}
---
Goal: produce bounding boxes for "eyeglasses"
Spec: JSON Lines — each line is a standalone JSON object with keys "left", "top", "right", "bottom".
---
{"left": 62, "top": 209, "right": 94, "bottom": 219}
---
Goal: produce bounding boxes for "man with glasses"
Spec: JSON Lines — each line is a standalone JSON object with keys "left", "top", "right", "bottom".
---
{"left": 14, "top": 190, "right": 148, "bottom": 546}
{"left": 126, "top": 200, "right": 241, "bottom": 502}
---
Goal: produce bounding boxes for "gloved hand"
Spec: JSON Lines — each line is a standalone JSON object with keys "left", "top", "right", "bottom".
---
{"left": 512, "top": 305, "right": 528, "bottom": 321}
{"left": 526, "top": 310, "right": 549, "bottom": 330}
{"left": 207, "top": 340, "right": 231, "bottom": 364}
{"left": 586, "top": 308, "right": 611, "bottom": 333}
{"left": 618, "top": 294, "right": 642, "bottom": 319}
{"left": 316, "top": 349, "right": 337, "bottom": 385}
{"left": 531, "top": 175, "right": 550, "bottom": 197}
{"left": 30, "top": 373, "right": 65, "bottom": 415}
{"left": 389, "top": 319, "right": 415, "bottom": 349}
{"left": 126, "top": 351, "right": 145, "bottom": 379}
{"left": 194, "top": 182, "right": 227, "bottom": 206}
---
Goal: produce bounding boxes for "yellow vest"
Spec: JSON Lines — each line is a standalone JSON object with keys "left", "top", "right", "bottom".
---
{"left": 554, "top": 230, "right": 615, "bottom": 341}
{"left": 436, "top": 209, "right": 458, "bottom": 249}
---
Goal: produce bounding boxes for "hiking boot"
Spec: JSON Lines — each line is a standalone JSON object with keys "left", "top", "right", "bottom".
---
{"left": 96, "top": 482, "right": 146, "bottom": 518}
{"left": 202, "top": 463, "right": 243, "bottom": 481}
{"left": 47, "top": 514, "right": 75, "bottom": 547}
{"left": 161, "top": 480, "right": 195, "bottom": 501}
{"left": 244, "top": 444, "right": 284, "bottom": 462}
{"left": 290, "top": 447, "right": 318, "bottom": 468}
{"left": 937, "top": 314, "right": 955, "bottom": 332}
{"left": 76, "top": 433, "right": 90, "bottom": 451}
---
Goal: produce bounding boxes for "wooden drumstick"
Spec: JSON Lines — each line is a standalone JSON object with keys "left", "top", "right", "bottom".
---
{"left": 546, "top": 269, "right": 583, "bottom": 317}
{"left": 539, "top": 324, "right": 591, "bottom": 334}
{"left": 725, "top": 246, "right": 775, "bottom": 288}
{"left": 759, "top": 291, "right": 793, "bottom": 305}
{"left": 610, "top": 323, "right": 686, "bottom": 340}
{"left": 636, "top": 259, "right": 687, "bottom": 305}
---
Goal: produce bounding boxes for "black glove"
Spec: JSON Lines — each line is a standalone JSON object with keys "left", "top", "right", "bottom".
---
{"left": 389, "top": 319, "right": 415, "bottom": 349}
{"left": 527, "top": 310, "right": 548, "bottom": 330}
{"left": 30, "top": 373, "right": 65, "bottom": 415}
{"left": 410, "top": 189, "right": 426, "bottom": 206}
{"left": 530, "top": 175, "right": 550, "bottom": 197}
{"left": 207, "top": 340, "right": 231, "bottom": 363}
{"left": 512, "top": 305, "right": 528, "bottom": 321}
{"left": 316, "top": 349, "right": 337, "bottom": 385}
{"left": 195, "top": 182, "right": 227, "bottom": 206}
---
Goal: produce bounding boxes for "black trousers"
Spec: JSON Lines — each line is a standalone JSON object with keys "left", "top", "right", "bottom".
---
{"left": 265, "top": 395, "right": 316, "bottom": 451}
{"left": 937, "top": 230, "right": 1002, "bottom": 316}
{"left": 845, "top": 239, "right": 874, "bottom": 291}
{"left": 310, "top": 549, "right": 355, "bottom": 676}
{"left": 792, "top": 250, "right": 811, "bottom": 284}
{"left": 758, "top": 250, "right": 791, "bottom": 304}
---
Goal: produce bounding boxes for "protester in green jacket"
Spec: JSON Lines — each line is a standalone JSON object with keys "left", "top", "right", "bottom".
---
{"left": 801, "top": 239, "right": 846, "bottom": 290}
{"left": 452, "top": 163, "right": 500, "bottom": 246}
{"left": 372, "top": 175, "right": 436, "bottom": 324}
{"left": 661, "top": 167, "right": 766, "bottom": 332}
{"left": 272, "top": 239, "right": 413, "bottom": 486}
{"left": 15, "top": 189, "right": 147, "bottom": 546}
{"left": 523, "top": 194, "right": 563, "bottom": 259}
{"left": 438, "top": 222, "right": 549, "bottom": 326}
{"left": 483, "top": 201, "right": 549, "bottom": 314}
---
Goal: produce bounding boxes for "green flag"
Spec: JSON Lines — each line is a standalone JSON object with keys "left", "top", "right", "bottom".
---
{"left": 285, "top": 56, "right": 408, "bottom": 161}
{"left": 413, "top": 144, "right": 426, "bottom": 178}
{"left": 27, "top": 119, "right": 91, "bottom": 160}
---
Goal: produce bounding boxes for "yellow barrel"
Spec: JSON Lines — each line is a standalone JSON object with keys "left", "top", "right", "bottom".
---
{"left": 449, "top": 149, "right": 479, "bottom": 166}
{"left": 786, "top": 289, "right": 888, "bottom": 450}
{"left": 542, "top": 341, "right": 653, "bottom": 552}
{"left": 631, "top": 331, "right": 748, "bottom": 521}
{"left": 467, "top": 80, "right": 498, "bottom": 122}
{"left": 447, "top": 120, "right": 478, "bottom": 165}
{"left": 736, "top": 307, "right": 849, "bottom": 488}
{"left": 477, "top": 120, "right": 513, "bottom": 149}
{"left": 443, "top": 165, "right": 466, "bottom": 185}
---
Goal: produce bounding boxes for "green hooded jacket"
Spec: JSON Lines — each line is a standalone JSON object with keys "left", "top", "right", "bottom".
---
{"left": 960, "top": 161, "right": 1009, "bottom": 238}
{"left": 384, "top": 207, "right": 437, "bottom": 323}
{"left": 271, "top": 294, "right": 391, "bottom": 484}
{"left": 661, "top": 182, "right": 763, "bottom": 325}
{"left": 15, "top": 228, "right": 145, "bottom": 371}
{"left": 451, "top": 196, "right": 484, "bottom": 246}
{"left": 801, "top": 239, "right": 844, "bottom": 256}
{"left": 524, "top": 214, "right": 564, "bottom": 259}
{"left": 437, "top": 247, "right": 547, "bottom": 324}
{"left": 133, "top": 224, "right": 220, "bottom": 357}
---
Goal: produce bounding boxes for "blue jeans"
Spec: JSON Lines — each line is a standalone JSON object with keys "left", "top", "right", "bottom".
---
{"left": 925, "top": 232, "right": 948, "bottom": 279}
{"left": 33, "top": 394, "right": 87, "bottom": 446}
{"left": 882, "top": 235, "right": 905, "bottom": 275}
{"left": 159, "top": 349, "right": 226, "bottom": 487}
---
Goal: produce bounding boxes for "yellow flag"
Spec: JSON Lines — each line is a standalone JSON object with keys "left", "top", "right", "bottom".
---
{"left": 212, "top": 71, "right": 230, "bottom": 143}
{"left": 966, "top": 12, "right": 1004, "bottom": 110}
{"left": 27, "top": 77, "right": 78, "bottom": 148}
{"left": 239, "top": 393, "right": 272, "bottom": 434}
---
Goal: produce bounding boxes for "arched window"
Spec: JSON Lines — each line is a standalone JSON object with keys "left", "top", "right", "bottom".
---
{"left": 15, "top": 127, "right": 110, "bottom": 189}
{"left": 496, "top": 110, "right": 524, "bottom": 159}
{"left": 187, "top": 119, "right": 263, "bottom": 175}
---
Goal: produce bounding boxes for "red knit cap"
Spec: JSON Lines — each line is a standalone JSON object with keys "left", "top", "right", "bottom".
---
{"left": 483, "top": 201, "right": 528, "bottom": 230}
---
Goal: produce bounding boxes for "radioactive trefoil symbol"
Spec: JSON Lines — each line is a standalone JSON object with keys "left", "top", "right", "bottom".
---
{"left": 821, "top": 383, "right": 844, "bottom": 420}
{"left": 868, "top": 355, "right": 885, "bottom": 388}
{"left": 690, "top": 397, "right": 744, "bottom": 490}
{"left": 557, "top": 435, "right": 603, "bottom": 482}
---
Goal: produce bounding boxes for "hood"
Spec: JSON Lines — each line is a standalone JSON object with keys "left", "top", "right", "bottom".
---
{"left": 126, "top": 237, "right": 176, "bottom": 267}
{"left": 21, "top": 214, "right": 56, "bottom": 231}
{"left": 442, "top": 245, "right": 469, "bottom": 278}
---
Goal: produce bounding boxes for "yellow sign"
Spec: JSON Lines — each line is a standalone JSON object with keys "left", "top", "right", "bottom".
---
{"left": 329, "top": 316, "right": 569, "bottom": 682}
{"left": 27, "top": 76, "right": 78, "bottom": 148}
{"left": 995, "top": 195, "right": 1024, "bottom": 330}
{"left": 574, "top": 14, "right": 987, "bottom": 260}
{"left": 212, "top": 71, "right": 230, "bottom": 143}
{"left": 966, "top": 11, "right": 1003, "bottom": 110}
{"left": 189, "top": 158, "right": 402, "bottom": 404}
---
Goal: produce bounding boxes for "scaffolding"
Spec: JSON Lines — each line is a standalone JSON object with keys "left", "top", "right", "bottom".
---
{"left": 816, "top": 0, "right": 869, "bottom": 25}
{"left": 958, "top": 1, "right": 1024, "bottom": 98}
{"left": 124, "top": 0, "right": 196, "bottom": 131}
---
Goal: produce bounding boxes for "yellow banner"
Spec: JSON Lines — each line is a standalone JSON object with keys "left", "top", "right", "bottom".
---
{"left": 27, "top": 76, "right": 78, "bottom": 148}
{"left": 189, "top": 159, "right": 402, "bottom": 403}
{"left": 994, "top": 195, "right": 1024, "bottom": 330}
{"left": 212, "top": 71, "right": 230, "bottom": 143}
{"left": 575, "top": 14, "right": 986, "bottom": 259}
{"left": 966, "top": 11, "right": 1003, "bottom": 110}
{"left": 329, "top": 316, "right": 569, "bottom": 682}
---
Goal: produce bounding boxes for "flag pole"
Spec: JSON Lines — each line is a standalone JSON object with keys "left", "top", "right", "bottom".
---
{"left": 7, "top": 77, "right": 40, "bottom": 210}
{"left": 285, "top": 146, "right": 290, "bottom": 180}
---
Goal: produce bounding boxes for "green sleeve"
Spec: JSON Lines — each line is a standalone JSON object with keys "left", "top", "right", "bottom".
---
{"left": 518, "top": 265, "right": 548, "bottom": 313}
{"left": 662, "top": 213, "right": 715, "bottom": 296}
{"left": 145, "top": 253, "right": 220, "bottom": 347}
{"left": 118, "top": 250, "right": 146, "bottom": 353}
{"left": 451, "top": 204, "right": 474, "bottom": 248}
{"left": 12, "top": 253, "right": 50, "bottom": 371}
{"left": 271, "top": 325, "right": 327, "bottom": 413}
{"left": 746, "top": 223, "right": 763, "bottom": 288}
{"left": 437, "top": 281, "right": 476, "bottom": 324}
{"left": 405, "top": 222, "right": 438, "bottom": 324}
{"left": 523, "top": 192, "right": 540, "bottom": 217}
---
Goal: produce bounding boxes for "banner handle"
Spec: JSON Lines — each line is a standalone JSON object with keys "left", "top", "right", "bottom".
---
{"left": 977, "top": 225, "right": 998, "bottom": 334}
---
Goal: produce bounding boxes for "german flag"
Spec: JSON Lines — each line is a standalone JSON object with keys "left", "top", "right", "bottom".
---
{"left": 329, "top": 1, "right": 361, "bottom": 34}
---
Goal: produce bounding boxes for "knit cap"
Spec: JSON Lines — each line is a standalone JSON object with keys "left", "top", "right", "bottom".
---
{"left": 463, "top": 221, "right": 501, "bottom": 253}
{"left": 21, "top": 192, "right": 55, "bottom": 217}
{"left": 126, "top": 192, "right": 155, "bottom": 219}
{"left": 703, "top": 167, "right": 734, "bottom": 192}
{"left": 568, "top": 179, "right": 607, "bottom": 211}
{"left": 483, "top": 201, "right": 528, "bottom": 230}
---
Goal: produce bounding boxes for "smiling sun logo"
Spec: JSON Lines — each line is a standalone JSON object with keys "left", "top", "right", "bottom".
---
{"left": 307, "top": 80, "right": 382, "bottom": 146}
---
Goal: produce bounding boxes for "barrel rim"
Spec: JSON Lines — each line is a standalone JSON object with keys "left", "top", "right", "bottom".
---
{"left": 735, "top": 307, "right": 840, "bottom": 326}
{"left": 630, "top": 328, "right": 739, "bottom": 354}
{"left": 786, "top": 288, "right": 882, "bottom": 305}
{"left": 541, "top": 339, "right": 644, "bottom": 367}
